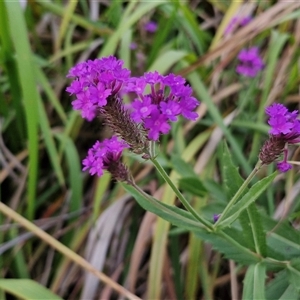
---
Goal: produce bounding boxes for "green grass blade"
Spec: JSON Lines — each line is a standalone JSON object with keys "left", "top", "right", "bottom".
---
{"left": 0, "top": 279, "right": 62, "bottom": 300}
{"left": 5, "top": 1, "right": 39, "bottom": 219}
{"left": 242, "top": 263, "right": 266, "bottom": 300}
{"left": 37, "top": 95, "right": 65, "bottom": 187}
{"left": 187, "top": 71, "right": 252, "bottom": 174}
{"left": 100, "top": 2, "right": 162, "bottom": 56}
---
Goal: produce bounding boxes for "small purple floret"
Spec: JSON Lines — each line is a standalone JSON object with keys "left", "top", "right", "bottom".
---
{"left": 213, "top": 214, "right": 221, "bottom": 223}
{"left": 224, "top": 15, "right": 252, "bottom": 35}
{"left": 236, "top": 47, "right": 264, "bottom": 77}
{"left": 277, "top": 161, "right": 292, "bottom": 173}
{"left": 144, "top": 21, "right": 158, "bottom": 33}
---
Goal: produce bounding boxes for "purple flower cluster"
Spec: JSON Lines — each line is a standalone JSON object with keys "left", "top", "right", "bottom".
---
{"left": 126, "top": 72, "right": 199, "bottom": 140}
{"left": 67, "top": 55, "right": 199, "bottom": 177}
{"left": 266, "top": 103, "right": 300, "bottom": 137}
{"left": 261, "top": 103, "right": 300, "bottom": 172}
{"left": 82, "top": 136, "right": 129, "bottom": 177}
{"left": 67, "top": 56, "right": 199, "bottom": 142}
{"left": 224, "top": 15, "right": 252, "bottom": 35}
{"left": 236, "top": 47, "right": 264, "bottom": 77}
{"left": 66, "top": 56, "right": 130, "bottom": 121}
{"left": 144, "top": 21, "right": 158, "bottom": 33}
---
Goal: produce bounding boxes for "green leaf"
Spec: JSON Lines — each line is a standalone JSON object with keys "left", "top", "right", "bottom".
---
{"left": 38, "top": 96, "right": 65, "bottom": 187}
{"left": 0, "top": 279, "right": 62, "bottom": 300}
{"left": 170, "top": 154, "right": 197, "bottom": 177}
{"left": 178, "top": 177, "right": 207, "bottom": 197}
{"left": 238, "top": 210, "right": 256, "bottom": 251}
{"left": 218, "top": 172, "right": 277, "bottom": 228}
{"left": 263, "top": 218, "right": 300, "bottom": 260}
{"left": 242, "top": 263, "right": 266, "bottom": 300}
{"left": 187, "top": 73, "right": 251, "bottom": 174}
{"left": 122, "top": 183, "right": 207, "bottom": 235}
{"left": 100, "top": 2, "right": 162, "bottom": 56}
{"left": 221, "top": 141, "right": 245, "bottom": 200}
{"left": 123, "top": 183, "right": 262, "bottom": 265}
{"left": 246, "top": 204, "right": 267, "bottom": 257}
{"left": 5, "top": 0, "right": 39, "bottom": 219}
{"left": 266, "top": 269, "right": 299, "bottom": 300}
{"left": 196, "top": 228, "right": 261, "bottom": 265}
{"left": 287, "top": 258, "right": 300, "bottom": 292}
{"left": 55, "top": 133, "right": 83, "bottom": 213}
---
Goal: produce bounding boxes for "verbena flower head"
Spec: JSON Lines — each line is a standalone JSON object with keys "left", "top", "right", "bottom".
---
{"left": 82, "top": 136, "right": 131, "bottom": 180}
{"left": 236, "top": 47, "right": 264, "bottom": 77}
{"left": 67, "top": 55, "right": 200, "bottom": 178}
{"left": 66, "top": 56, "right": 130, "bottom": 121}
{"left": 125, "top": 72, "right": 199, "bottom": 141}
{"left": 259, "top": 103, "right": 300, "bottom": 172}
{"left": 224, "top": 15, "right": 252, "bottom": 35}
{"left": 144, "top": 21, "right": 158, "bottom": 33}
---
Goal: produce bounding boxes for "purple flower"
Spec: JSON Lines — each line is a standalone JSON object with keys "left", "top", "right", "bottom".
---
{"left": 144, "top": 21, "right": 157, "bottom": 33}
{"left": 125, "top": 72, "right": 199, "bottom": 140}
{"left": 131, "top": 96, "right": 157, "bottom": 122}
{"left": 213, "top": 214, "right": 221, "bottom": 223}
{"left": 144, "top": 109, "right": 171, "bottom": 141}
{"left": 127, "top": 72, "right": 199, "bottom": 140}
{"left": 266, "top": 103, "right": 300, "bottom": 136}
{"left": 277, "top": 161, "right": 292, "bottom": 173}
{"left": 130, "top": 42, "right": 137, "bottom": 50}
{"left": 82, "top": 136, "right": 129, "bottom": 177}
{"left": 67, "top": 55, "right": 199, "bottom": 146}
{"left": 259, "top": 103, "right": 300, "bottom": 173}
{"left": 240, "top": 16, "right": 252, "bottom": 26}
{"left": 66, "top": 56, "right": 130, "bottom": 121}
{"left": 236, "top": 47, "right": 264, "bottom": 77}
{"left": 224, "top": 15, "right": 252, "bottom": 35}
{"left": 160, "top": 101, "right": 181, "bottom": 122}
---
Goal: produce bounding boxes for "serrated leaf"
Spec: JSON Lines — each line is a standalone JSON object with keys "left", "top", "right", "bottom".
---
{"left": 218, "top": 172, "right": 277, "bottom": 228}
{"left": 221, "top": 141, "right": 245, "bottom": 200}
{"left": 242, "top": 263, "right": 266, "bottom": 300}
{"left": 178, "top": 177, "right": 207, "bottom": 197}
{"left": 123, "top": 184, "right": 260, "bottom": 265}
{"left": 0, "top": 279, "right": 62, "bottom": 300}
{"left": 239, "top": 210, "right": 256, "bottom": 250}
{"left": 196, "top": 228, "right": 261, "bottom": 265}
{"left": 263, "top": 218, "right": 300, "bottom": 260}
{"left": 122, "top": 183, "right": 208, "bottom": 234}
{"left": 247, "top": 204, "right": 267, "bottom": 257}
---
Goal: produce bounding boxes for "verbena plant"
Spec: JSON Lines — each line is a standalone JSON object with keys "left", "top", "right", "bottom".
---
{"left": 1, "top": 1, "right": 300, "bottom": 300}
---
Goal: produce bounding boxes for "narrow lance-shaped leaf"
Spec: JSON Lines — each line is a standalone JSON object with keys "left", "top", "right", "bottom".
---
{"left": 221, "top": 141, "right": 245, "bottom": 200}
{"left": 217, "top": 172, "right": 277, "bottom": 228}
{"left": 242, "top": 263, "right": 266, "bottom": 300}
{"left": 0, "top": 279, "right": 63, "bottom": 300}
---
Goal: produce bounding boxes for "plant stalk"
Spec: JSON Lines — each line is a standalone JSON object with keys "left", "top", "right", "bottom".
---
{"left": 150, "top": 157, "right": 213, "bottom": 230}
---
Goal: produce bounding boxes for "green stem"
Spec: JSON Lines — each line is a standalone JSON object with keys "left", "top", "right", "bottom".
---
{"left": 214, "top": 160, "right": 262, "bottom": 227}
{"left": 150, "top": 157, "right": 213, "bottom": 230}
{"left": 0, "top": 201, "right": 141, "bottom": 300}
